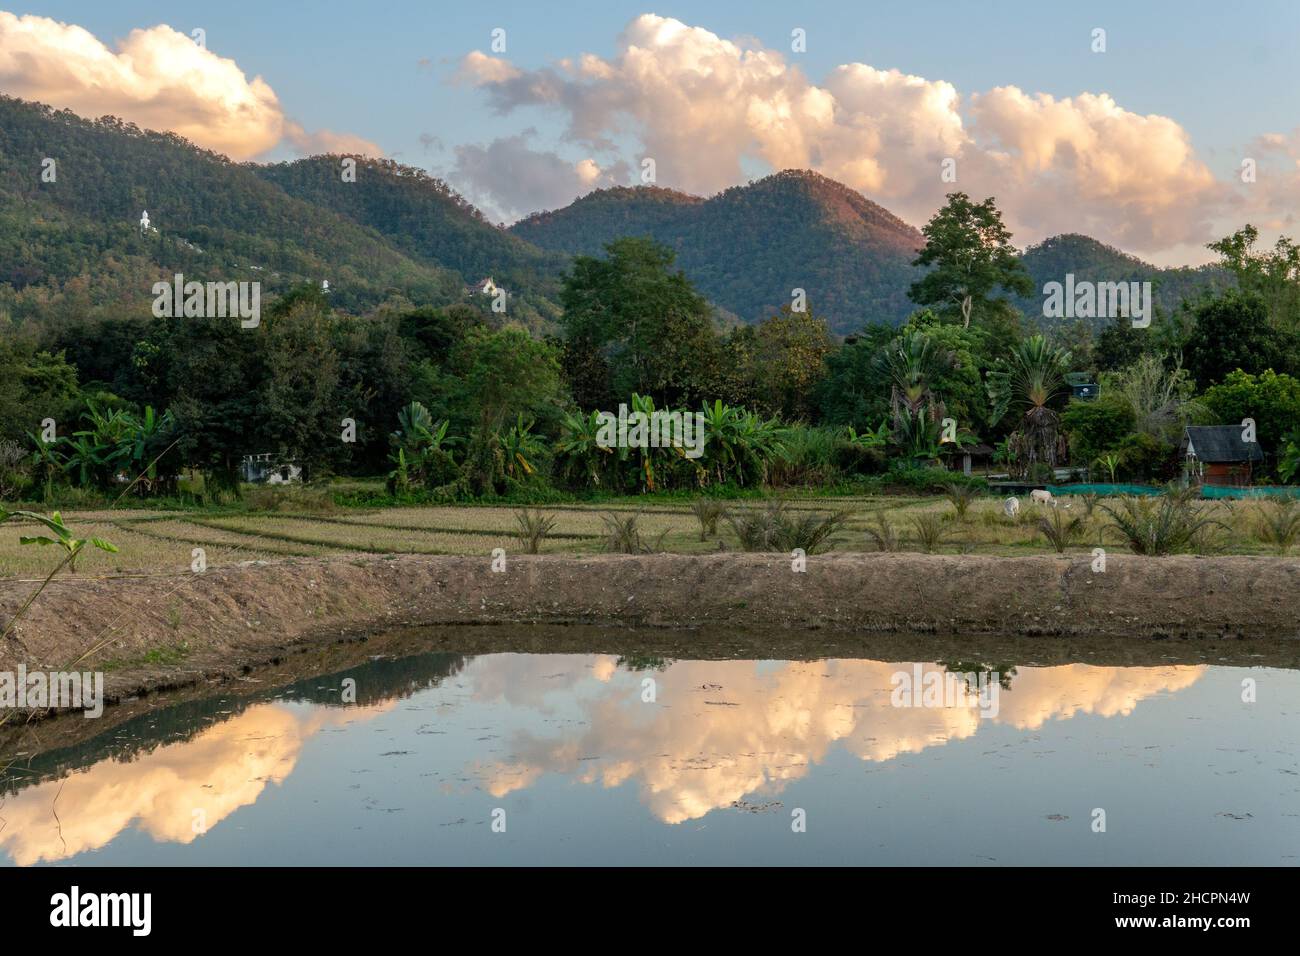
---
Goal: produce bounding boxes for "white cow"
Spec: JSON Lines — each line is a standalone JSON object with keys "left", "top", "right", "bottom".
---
{"left": 1003, "top": 496, "right": 1020, "bottom": 518}
{"left": 1030, "top": 489, "right": 1055, "bottom": 507}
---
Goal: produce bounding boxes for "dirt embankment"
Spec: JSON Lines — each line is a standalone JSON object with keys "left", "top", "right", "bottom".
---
{"left": 1, "top": 552, "right": 1298, "bottom": 702}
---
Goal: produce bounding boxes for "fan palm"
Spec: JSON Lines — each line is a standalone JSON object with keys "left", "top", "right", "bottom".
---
{"left": 989, "top": 335, "right": 1071, "bottom": 472}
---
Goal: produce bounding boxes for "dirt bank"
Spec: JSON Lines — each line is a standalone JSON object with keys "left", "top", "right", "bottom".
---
{"left": 2, "top": 551, "right": 1298, "bottom": 705}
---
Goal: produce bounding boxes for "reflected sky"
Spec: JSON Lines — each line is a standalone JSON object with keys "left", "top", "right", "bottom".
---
{"left": 3, "top": 653, "right": 1296, "bottom": 866}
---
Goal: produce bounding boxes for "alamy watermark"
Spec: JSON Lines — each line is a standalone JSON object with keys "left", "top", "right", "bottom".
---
{"left": 152, "top": 272, "right": 261, "bottom": 328}
{"left": 596, "top": 404, "right": 706, "bottom": 459}
{"left": 1042, "top": 274, "right": 1152, "bottom": 328}
{"left": 1, "top": 665, "right": 104, "bottom": 718}
{"left": 890, "top": 663, "right": 1000, "bottom": 719}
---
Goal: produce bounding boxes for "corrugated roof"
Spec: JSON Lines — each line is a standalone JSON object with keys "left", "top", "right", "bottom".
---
{"left": 1181, "top": 425, "right": 1265, "bottom": 463}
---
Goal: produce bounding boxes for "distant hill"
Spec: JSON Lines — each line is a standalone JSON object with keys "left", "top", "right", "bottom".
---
{"left": 255, "top": 156, "right": 567, "bottom": 312}
{"left": 0, "top": 95, "right": 1231, "bottom": 339}
{"left": 0, "top": 96, "right": 473, "bottom": 321}
{"left": 512, "top": 170, "right": 924, "bottom": 333}
{"left": 1016, "top": 234, "right": 1228, "bottom": 324}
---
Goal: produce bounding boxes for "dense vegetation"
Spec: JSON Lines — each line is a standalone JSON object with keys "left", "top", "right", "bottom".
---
{"left": 513, "top": 170, "right": 925, "bottom": 332}
{"left": 2, "top": 98, "right": 1298, "bottom": 510}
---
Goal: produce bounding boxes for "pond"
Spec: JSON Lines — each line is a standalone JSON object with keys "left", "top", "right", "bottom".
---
{"left": 2, "top": 636, "right": 1297, "bottom": 866}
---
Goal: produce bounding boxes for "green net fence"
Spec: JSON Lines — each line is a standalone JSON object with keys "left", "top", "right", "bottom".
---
{"left": 1044, "top": 483, "right": 1299, "bottom": 499}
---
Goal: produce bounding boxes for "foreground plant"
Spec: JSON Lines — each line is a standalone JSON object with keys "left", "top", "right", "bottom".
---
{"left": 863, "top": 511, "right": 900, "bottom": 552}
{"left": 599, "top": 513, "right": 667, "bottom": 554}
{"left": 689, "top": 498, "right": 729, "bottom": 541}
{"left": 1037, "top": 507, "right": 1084, "bottom": 554}
{"left": 514, "top": 508, "right": 557, "bottom": 554}
{"left": 726, "top": 501, "right": 848, "bottom": 553}
{"left": 1254, "top": 498, "right": 1300, "bottom": 554}
{"left": 909, "top": 512, "right": 950, "bottom": 553}
{"left": 1101, "top": 493, "right": 1224, "bottom": 556}
{"left": 1, "top": 509, "right": 118, "bottom": 639}
{"left": 944, "top": 483, "right": 978, "bottom": 521}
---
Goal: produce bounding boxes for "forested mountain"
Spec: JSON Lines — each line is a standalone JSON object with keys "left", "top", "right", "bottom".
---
{"left": 0, "top": 94, "right": 1230, "bottom": 339}
{"left": 255, "top": 156, "right": 567, "bottom": 311}
{"left": 0, "top": 96, "right": 559, "bottom": 329}
{"left": 512, "top": 170, "right": 924, "bottom": 333}
{"left": 1016, "top": 234, "right": 1228, "bottom": 323}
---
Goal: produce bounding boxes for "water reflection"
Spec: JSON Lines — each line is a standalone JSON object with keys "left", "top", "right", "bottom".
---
{"left": 0, "top": 654, "right": 1211, "bottom": 863}
{"left": 471, "top": 658, "right": 1204, "bottom": 824}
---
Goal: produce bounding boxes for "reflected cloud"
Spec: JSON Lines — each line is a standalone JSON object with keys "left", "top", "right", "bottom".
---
{"left": 0, "top": 656, "right": 1206, "bottom": 861}
{"left": 0, "top": 701, "right": 389, "bottom": 865}
{"left": 470, "top": 659, "right": 1204, "bottom": 824}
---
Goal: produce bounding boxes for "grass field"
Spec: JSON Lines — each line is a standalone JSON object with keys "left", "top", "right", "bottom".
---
{"left": 2, "top": 490, "right": 1296, "bottom": 579}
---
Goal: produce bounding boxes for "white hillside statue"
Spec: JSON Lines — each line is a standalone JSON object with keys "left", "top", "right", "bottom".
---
{"left": 139, "top": 210, "right": 150, "bottom": 233}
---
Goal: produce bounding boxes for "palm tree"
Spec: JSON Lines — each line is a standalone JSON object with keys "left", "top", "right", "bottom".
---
{"left": 989, "top": 335, "right": 1071, "bottom": 474}
{"left": 874, "top": 330, "right": 956, "bottom": 426}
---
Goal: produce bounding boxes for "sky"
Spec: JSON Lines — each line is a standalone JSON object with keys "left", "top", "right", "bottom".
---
{"left": 4, "top": 1, "right": 1300, "bottom": 265}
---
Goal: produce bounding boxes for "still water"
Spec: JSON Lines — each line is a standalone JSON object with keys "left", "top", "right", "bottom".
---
{"left": 2, "top": 646, "right": 1297, "bottom": 865}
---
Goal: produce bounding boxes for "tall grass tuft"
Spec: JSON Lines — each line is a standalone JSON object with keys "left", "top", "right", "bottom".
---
{"left": 910, "top": 512, "right": 949, "bottom": 553}
{"left": 1101, "top": 493, "right": 1224, "bottom": 556}
{"left": 727, "top": 501, "right": 848, "bottom": 553}
{"left": 514, "top": 508, "right": 557, "bottom": 554}
{"left": 1037, "top": 508, "right": 1084, "bottom": 553}
{"left": 689, "top": 498, "right": 729, "bottom": 541}
{"left": 863, "top": 512, "right": 900, "bottom": 552}
{"left": 1254, "top": 498, "right": 1300, "bottom": 554}
{"left": 944, "top": 483, "right": 978, "bottom": 521}
{"left": 600, "top": 513, "right": 668, "bottom": 554}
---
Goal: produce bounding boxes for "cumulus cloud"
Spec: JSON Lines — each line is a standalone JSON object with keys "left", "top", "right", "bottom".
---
{"left": 448, "top": 129, "right": 626, "bottom": 222}
{"left": 456, "top": 13, "right": 1231, "bottom": 258}
{"left": 0, "top": 12, "right": 379, "bottom": 160}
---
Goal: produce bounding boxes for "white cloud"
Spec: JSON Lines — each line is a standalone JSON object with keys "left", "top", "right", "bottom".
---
{"left": 448, "top": 130, "right": 626, "bottom": 223}
{"left": 0, "top": 12, "right": 379, "bottom": 160}
{"left": 457, "top": 13, "right": 1233, "bottom": 259}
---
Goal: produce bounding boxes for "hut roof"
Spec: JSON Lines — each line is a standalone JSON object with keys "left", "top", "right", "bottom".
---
{"left": 1181, "top": 425, "right": 1265, "bottom": 463}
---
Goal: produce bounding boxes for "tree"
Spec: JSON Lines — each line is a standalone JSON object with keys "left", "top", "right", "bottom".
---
{"left": 909, "top": 193, "right": 1033, "bottom": 328}
{"left": 1112, "top": 354, "right": 1205, "bottom": 445}
{"left": 558, "top": 237, "right": 718, "bottom": 405}
{"left": 751, "top": 306, "right": 834, "bottom": 420}
{"left": 1061, "top": 394, "right": 1136, "bottom": 465}
{"left": 874, "top": 329, "right": 956, "bottom": 427}
{"left": 1184, "top": 289, "right": 1295, "bottom": 388}
{"left": 1093, "top": 314, "right": 1150, "bottom": 373}
{"left": 813, "top": 324, "right": 895, "bottom": 430}
{"left": 1208, "top": 225, "right": 1300, "bottom": 329}
{"left": 988, "top": 335, "right": 1072, "bottom": 474}
{"left": 447, "top": 325, "right": 566, "bottom": 495}
{"left": 1200, "top": 369, "right": 1300, "bottom": 463}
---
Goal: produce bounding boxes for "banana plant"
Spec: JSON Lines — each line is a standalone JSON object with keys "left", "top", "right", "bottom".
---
{"left": 844, "top": 421, "right": 890, "bottom": 450}
{"left": 27, "top": 431, "right": 63, "bottom": 501}
{"left": 0, "top": 509, "right": 117, "bottom": 641}
{"left": 555, "top": 410, "right": 613, "bottom": 488}
{"left": 498, "top": 414, "right": 544, "bottom": 480}
{"left": 1095, "top": 452, "right": 1123, "bottom": 484}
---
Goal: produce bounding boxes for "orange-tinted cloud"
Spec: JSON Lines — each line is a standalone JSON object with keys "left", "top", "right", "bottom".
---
{"left": 459, "top": 13, "right": 1230, "bottom": 257}
{"left": 0, "top": 12, "right": 380, "bottom": 160}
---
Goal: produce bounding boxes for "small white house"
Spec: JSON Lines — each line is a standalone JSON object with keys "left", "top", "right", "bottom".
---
{"left": 241, "top": 453, "right": 302, "bottom": 484}
{"left": 469, "top": 277, "right": 501, "bottom": 296}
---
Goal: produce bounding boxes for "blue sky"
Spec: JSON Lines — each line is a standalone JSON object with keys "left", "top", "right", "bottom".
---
{"left": 7, "top": 1, "right": 1300, "bottom": 261}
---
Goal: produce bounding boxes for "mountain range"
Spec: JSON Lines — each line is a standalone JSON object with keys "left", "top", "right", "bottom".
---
{"left": 0, "top": 94, "right": 1227, "bottom": 337}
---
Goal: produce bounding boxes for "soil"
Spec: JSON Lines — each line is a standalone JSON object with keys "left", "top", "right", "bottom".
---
{"left": 1, "top": 551, "right": 1298, "bottom": 713}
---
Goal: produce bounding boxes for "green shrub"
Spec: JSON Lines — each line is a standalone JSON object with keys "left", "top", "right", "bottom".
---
{"left": 727, "top": 500, "right": 848, "bottom": 553}
{"left": 1102, "top": 492, "right": 1224, "bottom": 555}
{"left": 689, "top": 498, "right": 729, "bottom": 540}
{"left": 514, "top": 509, "right": 557, "bottom": 554}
